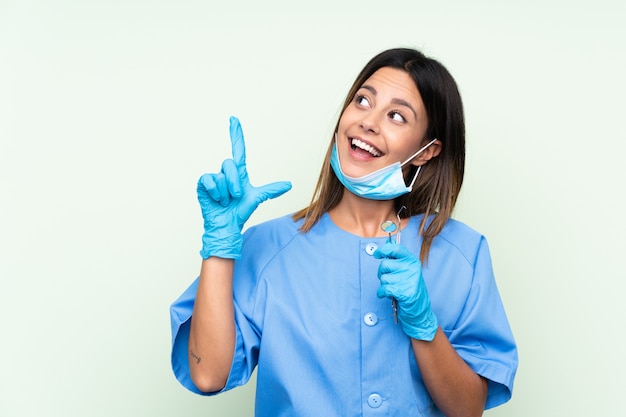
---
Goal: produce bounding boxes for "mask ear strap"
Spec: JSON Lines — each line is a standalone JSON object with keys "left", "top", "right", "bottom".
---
{"left": 403, "top": 138, "right": 438, "bottom": 189}
{"left": 401, "top": 138, "right": 438, "bottom": 166}
{"left": 407, "top": 166, "right": 421, "bottom": 189}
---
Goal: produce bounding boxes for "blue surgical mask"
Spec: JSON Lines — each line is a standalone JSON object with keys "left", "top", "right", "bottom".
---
{"left": 330, "top": 137, "right": 438, "bottom": 200}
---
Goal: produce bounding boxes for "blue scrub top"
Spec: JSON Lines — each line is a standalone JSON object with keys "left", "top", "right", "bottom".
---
{"left": 171, "top": 214, "right": 518, "bottom": 416}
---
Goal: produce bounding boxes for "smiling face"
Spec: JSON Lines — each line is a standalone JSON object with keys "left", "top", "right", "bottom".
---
{"left": 336, "top": 66, "right": 430, "bottom": 178}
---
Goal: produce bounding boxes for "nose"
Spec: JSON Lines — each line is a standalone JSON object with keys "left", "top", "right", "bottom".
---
{"left": 360, "top": 112, "right": 381, "bottom": 134}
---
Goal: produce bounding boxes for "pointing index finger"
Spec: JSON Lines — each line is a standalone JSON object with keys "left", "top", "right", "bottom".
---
{"left": 229, "top": 116, "right": 247, "bottom": 171}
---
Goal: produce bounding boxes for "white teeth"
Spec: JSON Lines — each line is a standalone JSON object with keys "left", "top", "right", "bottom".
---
{"left": 351, "top": 138, "right": 381, "bottom": 157}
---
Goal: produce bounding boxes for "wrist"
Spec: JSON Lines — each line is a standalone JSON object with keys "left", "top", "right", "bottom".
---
{"left": 200, "top": 231, "right": 243, "bottom": 260}
{"left": 399, "top": 308, "right": 438, "bottom": 341}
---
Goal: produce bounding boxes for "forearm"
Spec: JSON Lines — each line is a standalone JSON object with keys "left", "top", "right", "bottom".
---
{"left": 412, "top": 328, "right": 488, "bottom": 417}
{"left": 188, "top": 257, "right": 236, "bottom": 393}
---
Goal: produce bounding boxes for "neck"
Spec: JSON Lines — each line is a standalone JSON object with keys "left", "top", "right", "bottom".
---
{"left": 328, "top": 191, "right": 399, "bottom": 238}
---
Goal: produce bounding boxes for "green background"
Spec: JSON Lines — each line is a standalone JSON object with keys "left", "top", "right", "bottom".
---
{"left": 1, "top": 0, "right": 624, "bottom": 415}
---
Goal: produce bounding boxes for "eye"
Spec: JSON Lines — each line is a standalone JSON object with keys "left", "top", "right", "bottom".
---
{"left": 389, "top": 110, "right": 406, "bottom": 123}
{"left": 354, "top": 94, "right": 371, "bottom": 108}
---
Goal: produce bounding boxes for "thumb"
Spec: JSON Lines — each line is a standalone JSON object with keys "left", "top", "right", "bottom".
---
{"left": 238, "top": 181, "right": 292, "bottom": 223}
{"left": 254, "top": 181, "right": 292, "bottom": 204}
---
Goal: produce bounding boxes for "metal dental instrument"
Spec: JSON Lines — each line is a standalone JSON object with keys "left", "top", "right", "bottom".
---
{"left": 380, "top": 220, "right": 397, "bottom": 240}
{"left": 380, "top": 207, "right": 407, "bottom": 324}
{"left": 380, "top": 220, "right": 399, "bottom": 324}
{"left": 395, "top": 206, "right": 406, "bottom": 245}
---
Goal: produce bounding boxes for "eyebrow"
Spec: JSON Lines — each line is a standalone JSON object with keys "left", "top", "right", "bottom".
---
{"left": 360, "top": 85, "right": 418, "bottom": 119}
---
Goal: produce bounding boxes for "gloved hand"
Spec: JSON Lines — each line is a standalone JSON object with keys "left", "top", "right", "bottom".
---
{"left": 197, "top": 116, "right": 292, "bottom": 259}
{"left": 374, "top": 243, "right": 438, "bottom": 341}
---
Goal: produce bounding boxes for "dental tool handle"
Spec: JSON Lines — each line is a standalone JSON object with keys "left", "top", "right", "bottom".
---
{"left": 392, "top": 298, "right": 398, "bottom": 323}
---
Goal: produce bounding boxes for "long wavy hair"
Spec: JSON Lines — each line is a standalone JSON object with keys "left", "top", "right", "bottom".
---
{"left": 293, "top": 48, "right": 465, "bottom": 263}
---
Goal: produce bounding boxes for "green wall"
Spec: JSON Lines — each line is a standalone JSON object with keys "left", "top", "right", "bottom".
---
{"left": 1, "top": 0, "right": 624, "bottom": 415}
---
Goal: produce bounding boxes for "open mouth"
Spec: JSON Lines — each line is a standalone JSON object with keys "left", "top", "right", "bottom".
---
{"left": 350, "top": 138, "right": 382, "bottom": 157}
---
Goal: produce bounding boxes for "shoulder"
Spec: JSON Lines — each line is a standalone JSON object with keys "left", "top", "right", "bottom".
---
{"left": 234, "top": 214, "right": 303, "bottom": 300}
{"left": 438, "top": 217, "right": 484, "bottom": 246}
{"left": 432, "top": 218, "right": 489, "bottom": 266}
{"left": 239, "top": 214, "right": 302, "bottom": 268}
{"left": 244, "top": 213, "right": 301, "bottom": 243}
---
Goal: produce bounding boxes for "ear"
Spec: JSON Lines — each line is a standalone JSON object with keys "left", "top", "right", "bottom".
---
{"left": 410, "top": 139, "right": 442, "bottom": 167}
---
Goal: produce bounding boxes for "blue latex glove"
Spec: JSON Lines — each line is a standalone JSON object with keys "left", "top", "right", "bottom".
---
{"left": 197, "top": 116, "right": 292, "bottom": 259}
{"left": 374, "top": 243, "right": 438, "bottom": 341}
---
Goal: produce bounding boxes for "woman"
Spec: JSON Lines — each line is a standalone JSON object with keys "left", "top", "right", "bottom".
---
{"left": 170, "top": 48, "right": 518, "bottom": 417}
